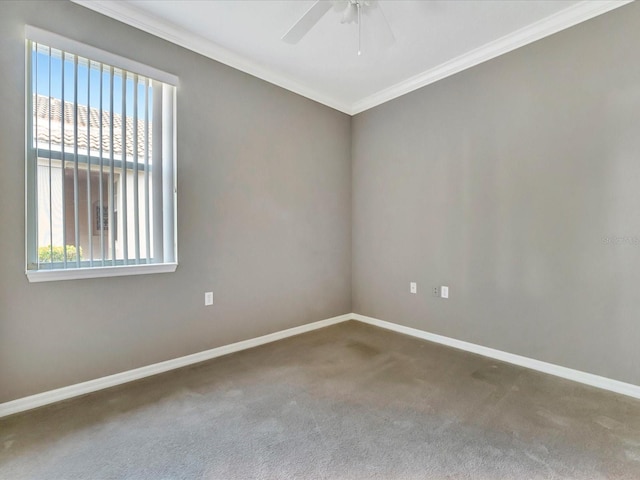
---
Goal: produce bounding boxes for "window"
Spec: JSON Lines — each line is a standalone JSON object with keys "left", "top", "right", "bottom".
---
{"left": 25, "top": 27, "right": 178, "bottom": 282}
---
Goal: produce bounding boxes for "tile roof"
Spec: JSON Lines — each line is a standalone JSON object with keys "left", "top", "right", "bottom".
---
{"left": 33, "top": 95, "right": 151, "bottom": 159}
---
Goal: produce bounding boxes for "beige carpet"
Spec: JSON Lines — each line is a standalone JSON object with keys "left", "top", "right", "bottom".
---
{"left": 1, "top": 320, "right": 640, "bottom": 479}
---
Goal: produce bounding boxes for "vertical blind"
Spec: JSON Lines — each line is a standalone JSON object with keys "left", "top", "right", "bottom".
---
{"left": 25, "top": 27, "right": 177, "bottom": 278}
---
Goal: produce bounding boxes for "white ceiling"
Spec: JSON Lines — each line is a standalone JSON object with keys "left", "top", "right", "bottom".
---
{"left": 73, "top": 0, "right": 629, "bottom": 115}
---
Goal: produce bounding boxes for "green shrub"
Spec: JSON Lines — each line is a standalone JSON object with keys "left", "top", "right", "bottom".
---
{"left": 38, "top": 245, "right": 82, "bottom": 263}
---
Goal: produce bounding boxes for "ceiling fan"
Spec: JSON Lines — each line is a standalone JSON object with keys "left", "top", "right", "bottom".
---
{"left": 282, "top": 0, "right": 395, "bottom": 56}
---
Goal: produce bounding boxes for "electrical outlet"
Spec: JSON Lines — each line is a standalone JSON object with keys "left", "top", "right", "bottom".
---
{"left": 410, "top": 282, "right": 417, "bottom": 294}
{"left": 205, "top": 291, "right": 213, "bottom": 306}
{"left": 433, "top": 286, "right": 439, "bottom": 297}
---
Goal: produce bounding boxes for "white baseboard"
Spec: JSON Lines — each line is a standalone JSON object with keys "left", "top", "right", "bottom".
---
{"left": 352, "top": 313, "right": 640, "bottom": 400}
{"left": 0, "top": 313, "right": 352, "bottom": 418}
{"left": 3, "top": 312, "right": 638, "bottom": 418}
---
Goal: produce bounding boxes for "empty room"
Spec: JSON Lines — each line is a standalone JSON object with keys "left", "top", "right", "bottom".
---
{"left": 1, "top": 0, "right": 640, "bottom": 478}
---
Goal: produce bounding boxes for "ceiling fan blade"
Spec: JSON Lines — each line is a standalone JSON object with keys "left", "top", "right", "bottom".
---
{"left": 363, "top": 2, "right": 395, "bottom": 50}
{"left": 282, "top": 1, "right": 333, "bottom": 44}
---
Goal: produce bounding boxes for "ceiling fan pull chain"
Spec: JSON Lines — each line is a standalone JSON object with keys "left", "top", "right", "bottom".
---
{"left": 357, "top": 1, "right": 362, "bottom": 56}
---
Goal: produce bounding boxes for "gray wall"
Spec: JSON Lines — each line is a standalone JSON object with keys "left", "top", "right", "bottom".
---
{"left": 0, "top": 0, "right": 352, "bottom": 403}
{"left": 3, "top": 0, "right": 639, "bottom": 404}
{"left": 352, "top": 2, "right": 640, "bottom": 386}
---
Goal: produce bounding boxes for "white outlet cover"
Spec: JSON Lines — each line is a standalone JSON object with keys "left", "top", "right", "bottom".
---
{"left": 441, "top": 286, "right": 449, "bottom": 299}
{"left": 205, "top": 292, "right": 213, "bottom": 306}
{"left": 410, "top": 282, "right": 417, "bottom": 294}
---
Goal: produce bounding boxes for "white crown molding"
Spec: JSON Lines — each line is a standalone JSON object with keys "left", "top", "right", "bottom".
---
{"left": 0, "top": 313, "right": 352, "bottom": 418}
{"left": 71, "top": 0, "right": 631, "bottom": 116}
{"left": 351, "top": 0, "right": 633, "bottom": 114}
{"left": 70, "top": 0, "right": 353, "bottom": 114}
{"left": 352, "top": 314, "right": 640, "bottom": 400}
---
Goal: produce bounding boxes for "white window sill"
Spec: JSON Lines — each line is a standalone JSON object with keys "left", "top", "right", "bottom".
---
{"left": 26, "top": 263, "right": 177, "bottom": 283}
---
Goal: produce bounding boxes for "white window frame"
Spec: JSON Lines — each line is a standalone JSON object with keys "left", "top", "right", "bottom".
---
{"left": 25, "top": 26, "right": 178, "bottom": 282}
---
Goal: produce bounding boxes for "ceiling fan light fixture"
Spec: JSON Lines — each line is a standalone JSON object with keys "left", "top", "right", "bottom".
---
{"left": 341, "top": 3, "right": 358, "bottom": 24}
{"left": 282, "top": 0, "right": 393, "bottom": 57}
